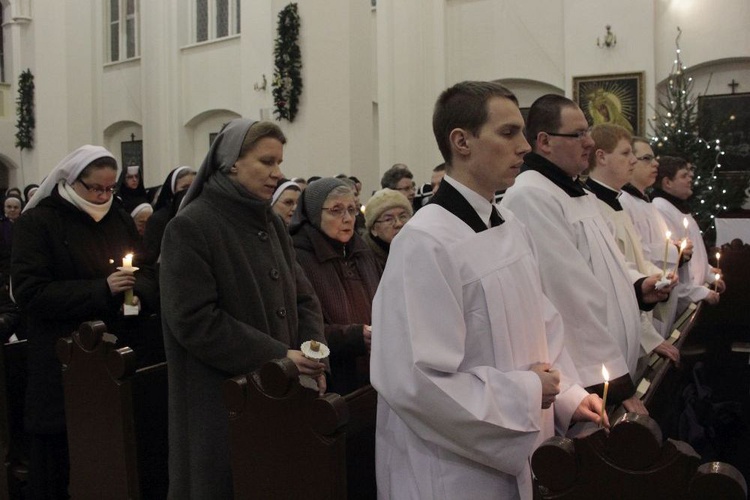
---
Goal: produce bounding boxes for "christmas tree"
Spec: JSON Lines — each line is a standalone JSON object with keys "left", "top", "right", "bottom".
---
{"left": 649, "top": 28, "right": 749, "bottom": 244}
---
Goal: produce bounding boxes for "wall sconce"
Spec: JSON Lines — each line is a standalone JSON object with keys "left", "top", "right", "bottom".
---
{"left": 254, "top": 74, "right": 268, "bottom": 92}
{"left": 597, "top": 25, "right": 617, "bottom": 49}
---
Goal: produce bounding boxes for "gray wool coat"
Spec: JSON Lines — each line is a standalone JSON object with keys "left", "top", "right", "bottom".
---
{"left": 160, "top": 175, "right": 325, "bottom": 499}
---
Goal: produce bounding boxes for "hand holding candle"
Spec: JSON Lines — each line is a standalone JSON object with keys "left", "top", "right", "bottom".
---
{"left": 117, "top": 253, "right": 139, "bottom": 308}
{"left": 671, "top": 239, "right": 687, "bottom": 277}
{"left": 600, "top": 364, "right": 609, "bottom": 428}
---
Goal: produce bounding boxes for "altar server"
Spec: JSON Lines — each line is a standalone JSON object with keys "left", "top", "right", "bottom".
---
{"left": 502, "top": 95, "right": 673, "bottom": 415}
{"left": 371, "top": 81, "right": 603, "bottom": 500}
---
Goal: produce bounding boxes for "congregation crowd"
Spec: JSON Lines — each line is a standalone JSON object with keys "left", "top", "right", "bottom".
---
{"left": 1, "top": 80, "right": 726, "bottom": 499}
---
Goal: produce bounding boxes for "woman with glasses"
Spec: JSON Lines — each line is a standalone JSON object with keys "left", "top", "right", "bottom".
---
{"left": 116, "top": 164, "right": 149, "bottom": 215}
{"left": 363, "top": 188, "right": 413, "bottom": 270}
{"left": 11, "top": 145, "right": 159, "bottom": 498}
{"left": 160, "top": 119, "right": 326, "bottom": 499}
{"left": 290, "top": 177, "right": 382, "bottom": 395}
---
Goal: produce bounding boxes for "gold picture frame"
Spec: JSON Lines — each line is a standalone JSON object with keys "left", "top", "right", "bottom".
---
{"left": 573, "top": 72, "right": 644, "bottom": 136}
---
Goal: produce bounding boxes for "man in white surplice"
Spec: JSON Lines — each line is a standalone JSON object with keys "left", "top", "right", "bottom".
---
{"left": 651, "top": 155, "right": 725, "bottom": 315}
{"left": 501, "top": 95, "right": 674, "bottom": 417}
{"left": 371, "top": 82, "right": 604, "bottom": 500}
{"left": 584, "top": 124, "right": 680, "bottom": 367}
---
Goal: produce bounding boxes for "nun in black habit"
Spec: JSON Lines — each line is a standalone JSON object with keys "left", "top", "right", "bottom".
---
{"left": 159, "top": 118, "right": 326, "bottom": 499}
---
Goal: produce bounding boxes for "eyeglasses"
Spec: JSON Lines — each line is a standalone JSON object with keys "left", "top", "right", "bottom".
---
{"left": 322, "top": 205, "right": 359, "bottom": 219}
{"left": 78, "top": 179, "right": 117, "bottom": 195}
{"left": 376, "top": 213, "right": 411, "bottom": 226}
{"left": 395, "top": 183, "right": 416, "bottom": 193}
{"left": 636, "top": 154, "right": 655, "bottom": 162}
{"left": 544, "top": 127, "right": 592, "bottom": 140}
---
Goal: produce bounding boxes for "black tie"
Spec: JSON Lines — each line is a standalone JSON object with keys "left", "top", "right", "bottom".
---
{"left": 489, "top": 206, "right": 504, "bottom": 228}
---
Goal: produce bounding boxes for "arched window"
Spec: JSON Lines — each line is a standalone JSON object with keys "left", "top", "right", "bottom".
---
{"left": 108, "top": 0, "right": 140, "bottom": 62}
{"left": 194, "top": 0, "right": 240, "bottom": 43}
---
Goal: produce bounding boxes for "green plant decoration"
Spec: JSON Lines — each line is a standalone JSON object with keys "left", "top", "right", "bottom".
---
{"left": 273, "top": 3, "right": 302, "bottom": 122}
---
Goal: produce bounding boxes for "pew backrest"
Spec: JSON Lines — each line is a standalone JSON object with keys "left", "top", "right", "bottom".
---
{"left": 57, "top": 320, "right": 168, "bottom": 500}
{"left": 225, "top": 359, "right": 378, "bottom": 499}
{"left": 0, "top": 340, "right": 28, "bottom": 499}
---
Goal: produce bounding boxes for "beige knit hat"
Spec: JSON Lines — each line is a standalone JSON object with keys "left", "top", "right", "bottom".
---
{"left": 364, "top": 188, "right": 413, "bottom": 231}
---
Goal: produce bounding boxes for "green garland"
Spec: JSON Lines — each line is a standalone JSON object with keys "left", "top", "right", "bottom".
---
{"left": 16, "top": 69, "right": 35, "bottom": 150}
{"left": 272, "top": 3, "right": 302, "bottom": 122}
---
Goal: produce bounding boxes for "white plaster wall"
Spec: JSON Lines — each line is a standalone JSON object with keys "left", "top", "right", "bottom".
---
{"left": 655, "top": 0, "right": 750, "bottom": 82}
{"left": 446, "top": 0, "right": 565, "bottom": 86}
{"left": 377, "top": 0, "right": 446, "bottom": 187}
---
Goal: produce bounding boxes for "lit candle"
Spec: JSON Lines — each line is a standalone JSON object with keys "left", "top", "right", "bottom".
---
{"left": 715, "top": 273, "right": 721, "bottom": 284}
{"left": 600, "top": 365, "right": 609, "bottom": 428}
{"left": 682, "top": 217, "right": 689, "bottom": 240}
{"left": 662, "top": 231, "right": 672, "bottom": 277}
{"left": 672, "top": 239, "right": 687, "bottom": 277}
{"left": 715, "top": 251, "right": 721, "bottom": 270}
{"left": 122, "top": 253, "right": 134, "bottom": 306}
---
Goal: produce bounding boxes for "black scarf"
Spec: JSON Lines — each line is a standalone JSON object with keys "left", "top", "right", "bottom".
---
{"left": 522, "top": 152, "right": 587, "bottom": 197}
{"left": 429, "top": 179, "right": 501, "bottom": 233}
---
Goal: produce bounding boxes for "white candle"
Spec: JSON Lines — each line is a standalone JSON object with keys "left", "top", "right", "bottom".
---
{"left": 672, "top": 239, "right": 687, "bottom": 277}
{"left": 600, "top": 365, "right": 609, "bottom": 428}
{"left": 662, "top": 231, "right": 672, "bottom": 277}
{"left": 122, "top": 253, "right": 134, "bottom": 306}
{"left": 682, "top": 217, "right": 689, "bottom": 240}
{"left": 715, "top": 252, "right": 721, "bottom": 270}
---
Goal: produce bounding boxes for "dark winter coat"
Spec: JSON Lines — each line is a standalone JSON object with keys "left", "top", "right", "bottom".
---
{"left": 160, "top": 175, "right": 325, "bottom": 500}
{"left": 11, "top": 189, "right": 159, "bottom": 434}
{"left": 292, "top": 223, "right": 382, "bottom": 395}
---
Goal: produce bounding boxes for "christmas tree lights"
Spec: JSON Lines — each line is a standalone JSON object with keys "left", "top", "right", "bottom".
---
{"left": 649, "top": 28, "right": 749, "bottom": 244}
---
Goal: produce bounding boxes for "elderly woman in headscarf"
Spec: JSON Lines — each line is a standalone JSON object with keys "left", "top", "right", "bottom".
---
{"left": 290, "top": 178, "right": 382, "bottom": 395}
{"left": 11, "top": 145, "right": 158, "bottom": 498}
{"left": 159, "top": 119, "right": 326, "bottom": 500}
{"left": 362, "top": 188, "right": 413, "bottom": 270}
{"left": 116, "top": 164, "right": 149, "bottom": 213}
{"left": 142, "top": 166, "right": 196, "bottom": 263}
{"left": 271, "top": 179, "right": 301, "bottom": 225}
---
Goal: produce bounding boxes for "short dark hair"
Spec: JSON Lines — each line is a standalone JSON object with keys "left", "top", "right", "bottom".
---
{"left": 526, "top": 94, "right": 578, "bottom": 150}
{"left": 433, "top": 163, "right": 446, "bottom": 173}
{"left": 78, "top": 157, "right": 118, "bottom": 180}
{"left": 432, "top": 81, "right": 518, "bottom": 165}
{"left": 656, "top": 155, "right": 691, "bottom": 188}
{"left": 380, "top": 164, "right": 413, "bottom": 189}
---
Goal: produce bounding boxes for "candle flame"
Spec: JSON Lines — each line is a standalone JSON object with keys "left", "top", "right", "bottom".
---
{"left": 680, "top": 239, "right": 687, "bottom": 250}
{"left": 715, "top": 252, "right": 720, "bottom": 260}
{"left": 682, "top": 217, "right": 688, "bottom": 229}
{"left": 601, "top": 364, "right": 609, "bottom": 381}
{"left": 665, "top": 230, "right": 671, "bottom": 240}
{"left": 125, "top": 253, "right": 133, "bottom": 260}
{"left": 715, "top": 273, "right": 721, "bottom": 281}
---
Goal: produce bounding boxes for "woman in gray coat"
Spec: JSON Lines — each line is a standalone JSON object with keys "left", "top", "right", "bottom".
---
{"left": 160, "top": 119, "right": 326, "bottom": 499}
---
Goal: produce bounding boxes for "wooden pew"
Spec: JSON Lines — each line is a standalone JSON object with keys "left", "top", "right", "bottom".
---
{"left": 224, "top": 359, "right": 377, "bottom": 499}
{"left": 0, "top": 340, "right": 29, "bottom": 499}
{"left": 532, "top": 412, "right": 747, "bottom": 499}
{"left": 57, "top": 320, "right": 168, "bottom": 499}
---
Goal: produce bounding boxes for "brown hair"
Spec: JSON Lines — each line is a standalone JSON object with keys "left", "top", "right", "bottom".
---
{"left": 589, "top": 124, "right": 632, "bottom": 169}
{"left": 432, "top": 81, "right": 518, "bottom": 165}
{"left": 238, "top": 121, "right": 287, "bottom": 159}
{"left": 655, "top": 155, "right": 690, "bottom": 188}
